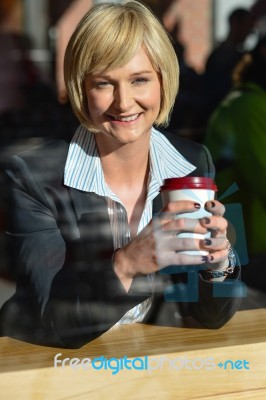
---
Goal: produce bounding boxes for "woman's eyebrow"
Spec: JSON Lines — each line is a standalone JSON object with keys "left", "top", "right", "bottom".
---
{"left": 92, "top": 70, "right": 154, "bottom": 79}
{"left": 130, "top": 70, "right": 154, "bottom": 76}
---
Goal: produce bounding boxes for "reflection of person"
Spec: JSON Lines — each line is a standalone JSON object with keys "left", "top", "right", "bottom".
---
{"left": 0, "top": 1, "right": 240, "bottom": 348}
{"left": 54, "top": 0, "right": 93, "bottom": 104}
{"left": 205, "top": 36, "right": 266, "bottom": 293}
{"left": 0, "top": 0, "right": 39, "bottom": 114}
{"left": 204, "top": 8, "right": 255, "bottom": 115}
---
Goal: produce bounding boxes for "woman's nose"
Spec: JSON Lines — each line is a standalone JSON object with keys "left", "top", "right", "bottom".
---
{"left": 113, "top": 84, "right": 134, "bottom": 111}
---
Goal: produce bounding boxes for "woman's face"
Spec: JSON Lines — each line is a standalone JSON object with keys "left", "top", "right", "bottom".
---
{"left": 84, "top": 47, "right": 161, "bottom": 146}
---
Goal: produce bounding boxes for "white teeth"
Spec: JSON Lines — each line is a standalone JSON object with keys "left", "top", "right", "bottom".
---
{"left": 112, "top": 114, "right": 139, "bottom": 122}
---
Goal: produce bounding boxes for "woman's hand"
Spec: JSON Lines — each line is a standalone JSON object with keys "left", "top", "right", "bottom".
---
{"left": 199, "top": 200, "right": 230, "bottom": 271}
{"left": 114, "top": 199, "right": 230, "bottom": 291}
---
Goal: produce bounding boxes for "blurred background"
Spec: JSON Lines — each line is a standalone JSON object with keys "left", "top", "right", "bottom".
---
{"left": 1, "top": 0, "right": 266, "bottom": 304}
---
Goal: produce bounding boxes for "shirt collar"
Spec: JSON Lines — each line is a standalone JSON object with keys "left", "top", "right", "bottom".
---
{"left": 64, "top": 125, "right": 196, "bottom": 198}
{"left": 150, "top": 126, "right": 196, "bottom": 183}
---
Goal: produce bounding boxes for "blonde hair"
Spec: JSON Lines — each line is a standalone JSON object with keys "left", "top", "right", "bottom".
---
{"left": 64, "top": 0, "right": 179, "bottom": 131}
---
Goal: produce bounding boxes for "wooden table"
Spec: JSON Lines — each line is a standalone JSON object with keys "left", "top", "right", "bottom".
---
{"left": 0, "top": 309, "right": 266, "bottom": 399}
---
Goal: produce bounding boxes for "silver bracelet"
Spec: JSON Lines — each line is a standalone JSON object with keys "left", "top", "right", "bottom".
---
{"left": 204, "top": 247, "right": 237, "bottom": 279}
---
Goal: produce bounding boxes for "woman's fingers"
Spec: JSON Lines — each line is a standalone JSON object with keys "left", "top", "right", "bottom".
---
{"left": 162, "top": 199, "right": 225, "bottom": 218}
{"left": 204, "top": 200, "right": 225, "bottom": 216}
{"left": 157, "top": 214, "right": 228, "bottom": 239}
{"left": 158, "top": 235, "right": 206, "bottom": 253}
{"left": 160, "top": 200, "right": 228, "bottom": 236}
{"left": 202, "top": 236, "right": 230, "bottom": 251}
{"left": 207, "top": 248, "right": 230, "bottom": 264}
{"left": 201, "top": 235, "right": 231, "bottom": 269}
{"left": 132, "top": 200, "right": 231, "bottom": 274}
{"left": 159, "top": 200, "right": 203, "bottom": 224}
{"left": 157, "top": 251, "right": 210, "bottom": 268}
{"left": 163, "top": 200, "right": 202, "bottom": 214}
{"left": 199, "top": 215, "right": 228, "bottom": 234}
{"left": 160, "top": 217, "right": 207, "bottom": 235}
{"left": 158, "top": 235, "right": 231, "bottom": 256}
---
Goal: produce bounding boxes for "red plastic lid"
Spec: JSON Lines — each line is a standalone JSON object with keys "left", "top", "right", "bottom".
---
{"left": 160, "top": 177, "right": 217, "bottom": 191}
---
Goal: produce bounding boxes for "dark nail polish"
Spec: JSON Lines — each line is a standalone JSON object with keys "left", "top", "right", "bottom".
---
{"left": 204, "top": 217, "right": 211, "bottom": 224}
{"left": 204, "top": 239, "right": 212, "bottom": 246}
{"left": 209, "top": 255, "right": 214, "bottom": 261}
{"left": 194, "top": 203, "right": 201, "bottom": 209}
{"left": 205, "top": 201, "right": 215, "bottom": 209}
{"left": 201, "top": 256, "right": 208, "bottom": 262}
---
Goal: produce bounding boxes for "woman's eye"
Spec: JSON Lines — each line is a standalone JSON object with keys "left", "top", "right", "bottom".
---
{"left": 95, "top": 81, "right": 110, "bottom": 88}
{"left": 133, "top": 77, "right": 149, "bottom": 84}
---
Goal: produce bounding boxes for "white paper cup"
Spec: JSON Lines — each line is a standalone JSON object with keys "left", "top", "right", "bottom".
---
{"left": 160, "top": 177, "right": 218, "bottom": 255}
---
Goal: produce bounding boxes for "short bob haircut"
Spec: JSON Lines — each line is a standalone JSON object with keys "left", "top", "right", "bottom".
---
{"left": 64, "top": 0, "right": 179, "bottom": 132}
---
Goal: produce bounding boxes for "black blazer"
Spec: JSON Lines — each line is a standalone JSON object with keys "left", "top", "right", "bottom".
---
{"left": 0, "top": 131, "right": 241, "bottom": 348}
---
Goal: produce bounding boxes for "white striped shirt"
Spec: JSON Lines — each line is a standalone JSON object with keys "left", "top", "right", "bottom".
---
{"left": 64, "top": 125, "right": 195, "bottom": 327}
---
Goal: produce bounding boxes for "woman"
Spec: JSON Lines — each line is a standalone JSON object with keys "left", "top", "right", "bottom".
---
{"left": 0, "top": 1, "right": 240, "bottom": 348}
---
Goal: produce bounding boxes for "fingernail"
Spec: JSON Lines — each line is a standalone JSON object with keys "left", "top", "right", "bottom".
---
{"left": 203, "top": 217, "right": 211, "bottom": 224}
{"left": 204, "top": 239, "right": 212, "bottom": 245}
{"left": 194, "top": 203, "right": 201, "bottom": 209}
{"left": 209, "top": 255, "right": 214, "bottom": 261}
{"left": 201, "top": 256, "right": 208, "bottom": 262}
{"left": 205, "top": 201, "right": 215, "bottom": 209}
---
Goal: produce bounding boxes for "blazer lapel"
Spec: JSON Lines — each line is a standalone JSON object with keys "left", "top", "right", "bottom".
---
{"left": 152, "top": 193, "right": 163, "bottom": 216}
{"left": 66, "top": 187, "right": 114, "bottom": 252}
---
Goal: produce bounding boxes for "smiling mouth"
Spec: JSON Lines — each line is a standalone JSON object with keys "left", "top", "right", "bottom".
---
{"left": 109, "top": 113, "right": 140, "bottom": 122}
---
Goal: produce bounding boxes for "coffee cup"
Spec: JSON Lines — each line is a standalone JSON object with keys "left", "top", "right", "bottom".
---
{"left": 160, "top": 177, "right": 218, "bottom": 255}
